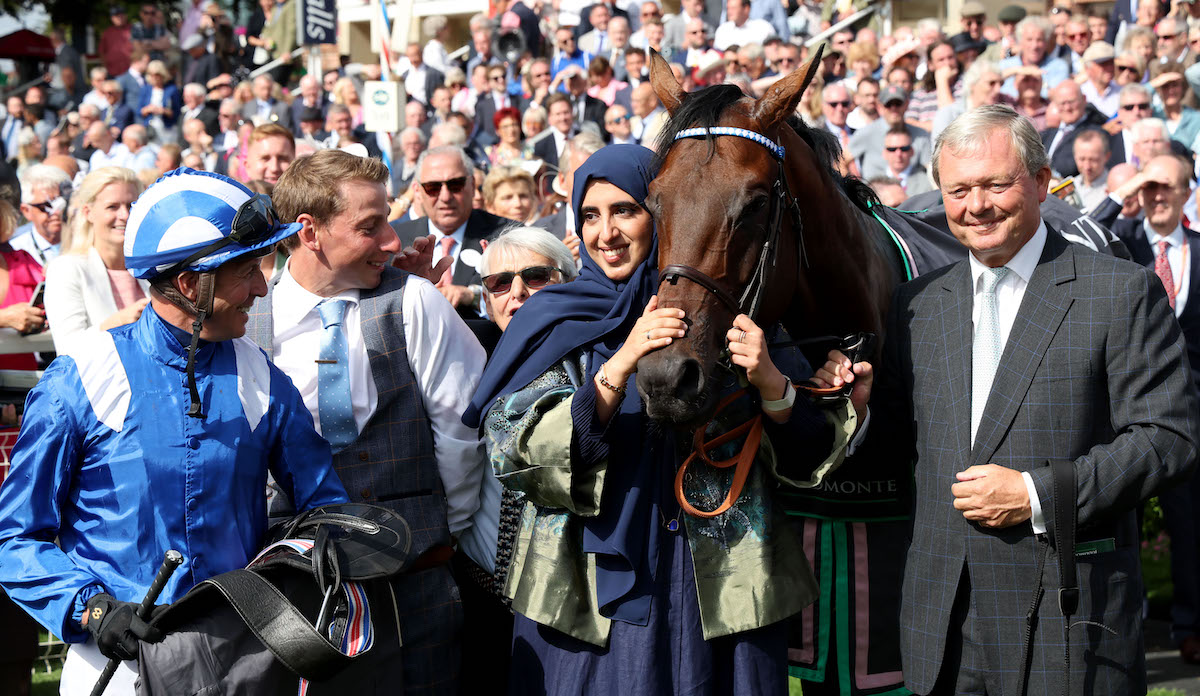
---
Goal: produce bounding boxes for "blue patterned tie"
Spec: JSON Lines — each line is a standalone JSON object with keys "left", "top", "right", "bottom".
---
{"left": 971, "top": 266, "right": 1011, "bottom": 443}
{"left": 317, "top": 299, "right": 357, "bottom": 452}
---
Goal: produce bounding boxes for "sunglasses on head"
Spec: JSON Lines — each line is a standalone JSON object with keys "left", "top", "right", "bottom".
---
{"left": 419, "top": 176, "right": 469, "bottom": 197}
{"left": 153, "top": 194, "right": 281, "bottom": 281}
{"left": 482, "top": 265, "right": 561, "bottom": 294}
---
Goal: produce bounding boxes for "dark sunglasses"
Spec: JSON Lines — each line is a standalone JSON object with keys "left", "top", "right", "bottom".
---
{"left": 1121, "top": 101, "right": 1151, "bottom": 110}
{"left": 482, "top": 265, "right": 560, "bottom": 294}
{"left": 607, "top": 114, "right": 629, "bottom": 124}
{"left": 1117, "top": 65, "right": 1140, "bottom": 73}
{"left": 419, "top": 176, "right": 469, "bottom": 197}
{"left": 885, "top": 145, "right": 913, "bottom": 152}
{"left": 153, "top": 194, "right": 281, "bottom": 281}
{"left": 825, "top": 100, "right": 852, "bottom": 108}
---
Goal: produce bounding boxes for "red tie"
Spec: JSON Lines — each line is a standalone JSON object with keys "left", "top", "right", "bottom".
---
{"left": 439, "top": 236, "right": 456, "bottom": 286}
{"left": 1156, "top": 240, "right": 1176, "bottom": 309}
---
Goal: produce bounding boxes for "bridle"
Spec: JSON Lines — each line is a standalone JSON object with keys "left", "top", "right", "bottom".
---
{"left": 659, "top": 126, "right": 804, "bottom": 322}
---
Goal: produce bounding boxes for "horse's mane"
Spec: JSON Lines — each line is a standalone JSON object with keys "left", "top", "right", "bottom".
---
{"left": 652, "top": 84, "right": 879, "bottom": 211}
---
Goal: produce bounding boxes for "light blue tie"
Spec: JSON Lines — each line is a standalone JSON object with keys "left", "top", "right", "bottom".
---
{"left": 317, "top": 299, "right": 357, "bottom": 452}
{"left": 971, "top": 266, "right": 1010, "bottom": 443}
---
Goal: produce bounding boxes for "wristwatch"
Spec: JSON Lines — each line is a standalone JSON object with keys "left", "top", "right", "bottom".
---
{"left": 761, "top": 381, "right": 797, "bottom": 412}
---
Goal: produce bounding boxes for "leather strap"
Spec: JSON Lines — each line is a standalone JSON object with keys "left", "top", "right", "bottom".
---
{"left": 198, "top": 569, "right": 353, "bottom": 681}
{"left": 674, "top": 389, "right": 764, "bottom": 518}
{"left": 1050, "top": 458, "right": 1077, "bottom": 696}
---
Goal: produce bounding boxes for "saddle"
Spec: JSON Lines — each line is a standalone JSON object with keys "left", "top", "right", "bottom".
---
{"left": 138, "top": 503, "right": 418, "bottom": 695}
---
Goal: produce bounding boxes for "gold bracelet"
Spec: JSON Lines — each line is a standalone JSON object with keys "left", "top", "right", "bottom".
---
{"left": 598, "top": 364, "right": 626, "bottom": 395}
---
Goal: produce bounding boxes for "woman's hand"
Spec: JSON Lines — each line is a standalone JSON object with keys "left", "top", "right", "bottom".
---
{"left": 812, "top": 349, "right": 874, "bottom": 422}
{"left": 100, "top": 298, "right": 149, "bottom": 331}
{"left": 607, "top": 296, "right": 686, "bottom": 383}
{"left": 0, "top": 303, "right": 45, "bottom": 334}
{"left": 726, "top": 314, "right": 788, "bottom": 401}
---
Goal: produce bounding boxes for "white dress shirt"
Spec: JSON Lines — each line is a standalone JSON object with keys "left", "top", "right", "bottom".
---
{"left": 426, "top": 219, "right": 468, "bottom": 278}
{"left": 966, "top": 221, "right": 1049, "bottom": 533}
{"left": 9, "top": 228, "right": 60, "bottom": 267}
{"left": 1147, "top": 220, "right": 1190, "bottom": 316}
{"left": 270, "top": 264, "right": 487, "bottom": 534}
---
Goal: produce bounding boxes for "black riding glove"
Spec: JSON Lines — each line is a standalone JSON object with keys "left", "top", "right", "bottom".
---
{"left": 84, "top": 593, "right": 164, "bottom": 661}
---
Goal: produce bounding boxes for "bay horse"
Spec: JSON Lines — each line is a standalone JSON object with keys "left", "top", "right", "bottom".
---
{"left": 637, "top": 47, "right": 906, "bottom": 425}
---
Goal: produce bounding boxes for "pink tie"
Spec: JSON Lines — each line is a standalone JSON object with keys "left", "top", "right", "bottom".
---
{"left": 1156, "top": 240, "right": 1176, "bottom": 309}
{"left": 439, "top": 236, "right": 456, "bottom": 286}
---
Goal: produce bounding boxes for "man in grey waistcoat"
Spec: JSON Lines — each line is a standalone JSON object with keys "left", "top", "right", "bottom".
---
{"left": 245, "top": 149, "right": 487, "bottom": 694}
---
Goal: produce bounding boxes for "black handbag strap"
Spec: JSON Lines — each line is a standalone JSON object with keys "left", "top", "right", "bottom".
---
{"left": 198, "top": 569, "right": 352, "bottom": 681}
{"left": 1051, "top": 459, "right": 1077, "bottom": 696}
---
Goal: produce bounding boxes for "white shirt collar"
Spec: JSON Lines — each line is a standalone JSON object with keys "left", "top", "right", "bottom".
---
{"left": 273, "top": 260, "right": 360, "bottom": 329}
{"left": 1145, "top": 219, "right": 1184, "bottom": 248}
{"left": 968, "top": 219, "right": 1048, "bottom": 290}
{"left": 426, "top": 217, "right": 468, "bottom": 244}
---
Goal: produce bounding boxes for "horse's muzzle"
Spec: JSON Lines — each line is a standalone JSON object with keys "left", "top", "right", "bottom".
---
{"left": 637, "top": 351, "right": 714, "bottom": 425}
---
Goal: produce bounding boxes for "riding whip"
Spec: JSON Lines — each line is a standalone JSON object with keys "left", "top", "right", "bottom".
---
{"left": 90, "top": 549, "right": 183, "bottom": 696}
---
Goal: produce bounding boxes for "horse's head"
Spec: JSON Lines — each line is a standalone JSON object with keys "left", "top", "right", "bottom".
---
{"left": 637, "top": 47, "right": 825, "bottom": 426}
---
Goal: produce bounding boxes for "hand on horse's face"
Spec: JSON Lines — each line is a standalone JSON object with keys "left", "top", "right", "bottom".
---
{"left": 609, "top": 296, "right": 687, "bottom": 382}
{"left": 726, "top": 314, "right": 787, "bottom": 402}
{"left": 813, "top": 349, "right": 874, "bottom": 422}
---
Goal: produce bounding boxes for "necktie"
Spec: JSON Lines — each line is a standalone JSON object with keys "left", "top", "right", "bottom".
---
{"left": 317, "top": 299, "right": 358, "bottom": 452}
{"left": 1156, "top": 240, "right": 1176, "bottom": 309}
{"left": 971, "top": 266, "right": 1011, "bottom": 443}
{"left": 597, "top": 32, "right": 607, "bottom": 53}
{"left": 439, "top": 235, "right": 456, "bottom": 286}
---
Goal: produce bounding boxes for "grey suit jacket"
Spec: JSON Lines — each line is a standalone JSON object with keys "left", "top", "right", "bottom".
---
{"left": 864, "top": 228, "right": 1199, "bottom": 694}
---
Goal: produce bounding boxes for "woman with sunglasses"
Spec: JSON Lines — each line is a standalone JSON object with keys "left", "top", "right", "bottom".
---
{"left": 464, "top": 145, "right": 853, "bottom": 695}
{"left": 44, "top": 167, "right": 149, "bottom": 357}
{"left": 456, "top": 225, "right": 576, "bottom": 691}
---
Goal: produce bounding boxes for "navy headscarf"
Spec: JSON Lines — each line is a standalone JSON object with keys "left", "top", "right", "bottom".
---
{"left": 463, "top": 144, "right": 667, "bottom": 625}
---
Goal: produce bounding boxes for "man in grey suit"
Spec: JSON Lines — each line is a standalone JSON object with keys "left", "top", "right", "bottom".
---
{"left": 821, "top": 104, "right": 1199, "bottom": 694}
{"left": 241, "top": 74, "right": 292, "bottom": 129}
{"left": 246, "top": 149, "right": 487, "bottom": 694}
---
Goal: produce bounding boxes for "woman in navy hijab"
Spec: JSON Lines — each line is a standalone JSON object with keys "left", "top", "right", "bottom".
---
{"left": 466, "top": 144, "right": 852, "bottom": 695}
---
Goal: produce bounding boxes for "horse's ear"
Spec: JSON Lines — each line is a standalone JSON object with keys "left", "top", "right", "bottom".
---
{"left": 649, "top": 49, "right": 684, "bottom": 115}
{"left": 751, "top": 43, "right": 825, "bottom": 131}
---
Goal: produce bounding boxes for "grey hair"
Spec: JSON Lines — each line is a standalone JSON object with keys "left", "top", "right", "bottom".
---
{"left": 559, "top": 131, "right": 605, "bottom": 173}
{"left": 1120, "top": 26, "right": 1153, "bottom": 53}
{"left": 962, "top": 60, "right": 1000, "bottom": 101}
{"left": 444, "top": 66, "right": 466, "bottom": 85}
{"left": 931, "top": 104, "right": 1048, "bottom": 187}
{"left": 1119, "top": 81, "right": 1150, "bottom": 102}
{"left": 822, "top": 82, "right": 850, "bottom": 100}
{"left": 468, "top": 13, "right": 493, "bottom": 33}
{"left": 422, "top": 16, "right": 447, "bottom": 37}
{"left": 78, "top": 103, "right": 101, "bottom": 118}
{"left": 1132, "top": 117, "right": 1170, "bottom": 141}
{"left": 915, "top": 18, "right": 944, "bottom": 38}
{"left": 480, "top": 225, "right": 579, "bottom": 280}
{"left": 429, "top": 122, "right": 467, "bottom": 147}
{"left": 413, "top": 145, "right": 474, "bottom": 185}
{"left": 20, "top": 163, "right": 70, "bottom": 202}
{"left": 104, "top": 79, "right": 124, "bottom": 95}
{"left": 739, "top": 42, "right": 764, "bottom": 61}
{"left": 183, "top": 82, "right": 206, "bottom": 99}
{"left": 399, "top": 126, "right": 428, "bottom": 146}
{"left": 1161, "top": 16, "right": 1188, "bottom": 38}
{"left": 1015, "top": 16, "right": 1053, "bottom": 43}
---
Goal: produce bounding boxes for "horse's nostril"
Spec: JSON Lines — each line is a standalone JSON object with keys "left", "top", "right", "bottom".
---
{"left": 677, "top": 359, "right": 704, "bottom": 402}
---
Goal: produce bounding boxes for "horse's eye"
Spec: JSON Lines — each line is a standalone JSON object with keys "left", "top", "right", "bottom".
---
{"left": 737, "top": 198, "right": 766, "bottom": 225}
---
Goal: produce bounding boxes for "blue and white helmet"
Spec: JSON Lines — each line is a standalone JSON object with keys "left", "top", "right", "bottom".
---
{"left": 124, "top": 168, "right": 301, "bottom": 280}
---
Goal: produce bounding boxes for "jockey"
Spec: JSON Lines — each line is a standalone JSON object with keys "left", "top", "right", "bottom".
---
{"left": 0, "top": 168, "right": 348, "bottom": 695}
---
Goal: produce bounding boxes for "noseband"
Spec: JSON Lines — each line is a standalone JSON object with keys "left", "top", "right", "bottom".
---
{"left": 659, "top": 126, "right": 803, "bottom": 321}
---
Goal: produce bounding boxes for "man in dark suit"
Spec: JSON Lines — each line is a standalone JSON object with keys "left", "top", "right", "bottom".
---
{"left": 826, "top": 105, "right": 1198, "bottom": 694}
{"left": 562, "top": 67, "right": 608, "bottom": 133}
{"left": 399, "top": 42, "right": 444, "bottom": 108}
{"left": 575, "top": 0, "right": 629, "bottom": 39}
{"left": 117, "top": 49, "right": 149, "bottom": 110}
{"left": 1039, "top": 79, "right": 1110, "bottom": 178}
{"left": 103, "top": 80, "right": 136, "bottom": 132}
{"left": 179, "top": 35, "right": 223, "bottom": 92}
{"left": 391, "top": 146, "right": 515, "bottom": 319}
{"left": 247, "top": 149, "right": 484, "bottom": 693}
{"left": 1107, "top": 154, "right": 1200, "bottom": 664}
{"left": 474, "top": 64, "right": 529, "bottom": 138}
{"left": 178, "top": 82, "right": 218, "bottom": 135}
{"left": 288, "top": 75, "right": 326, "bottom": 138}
